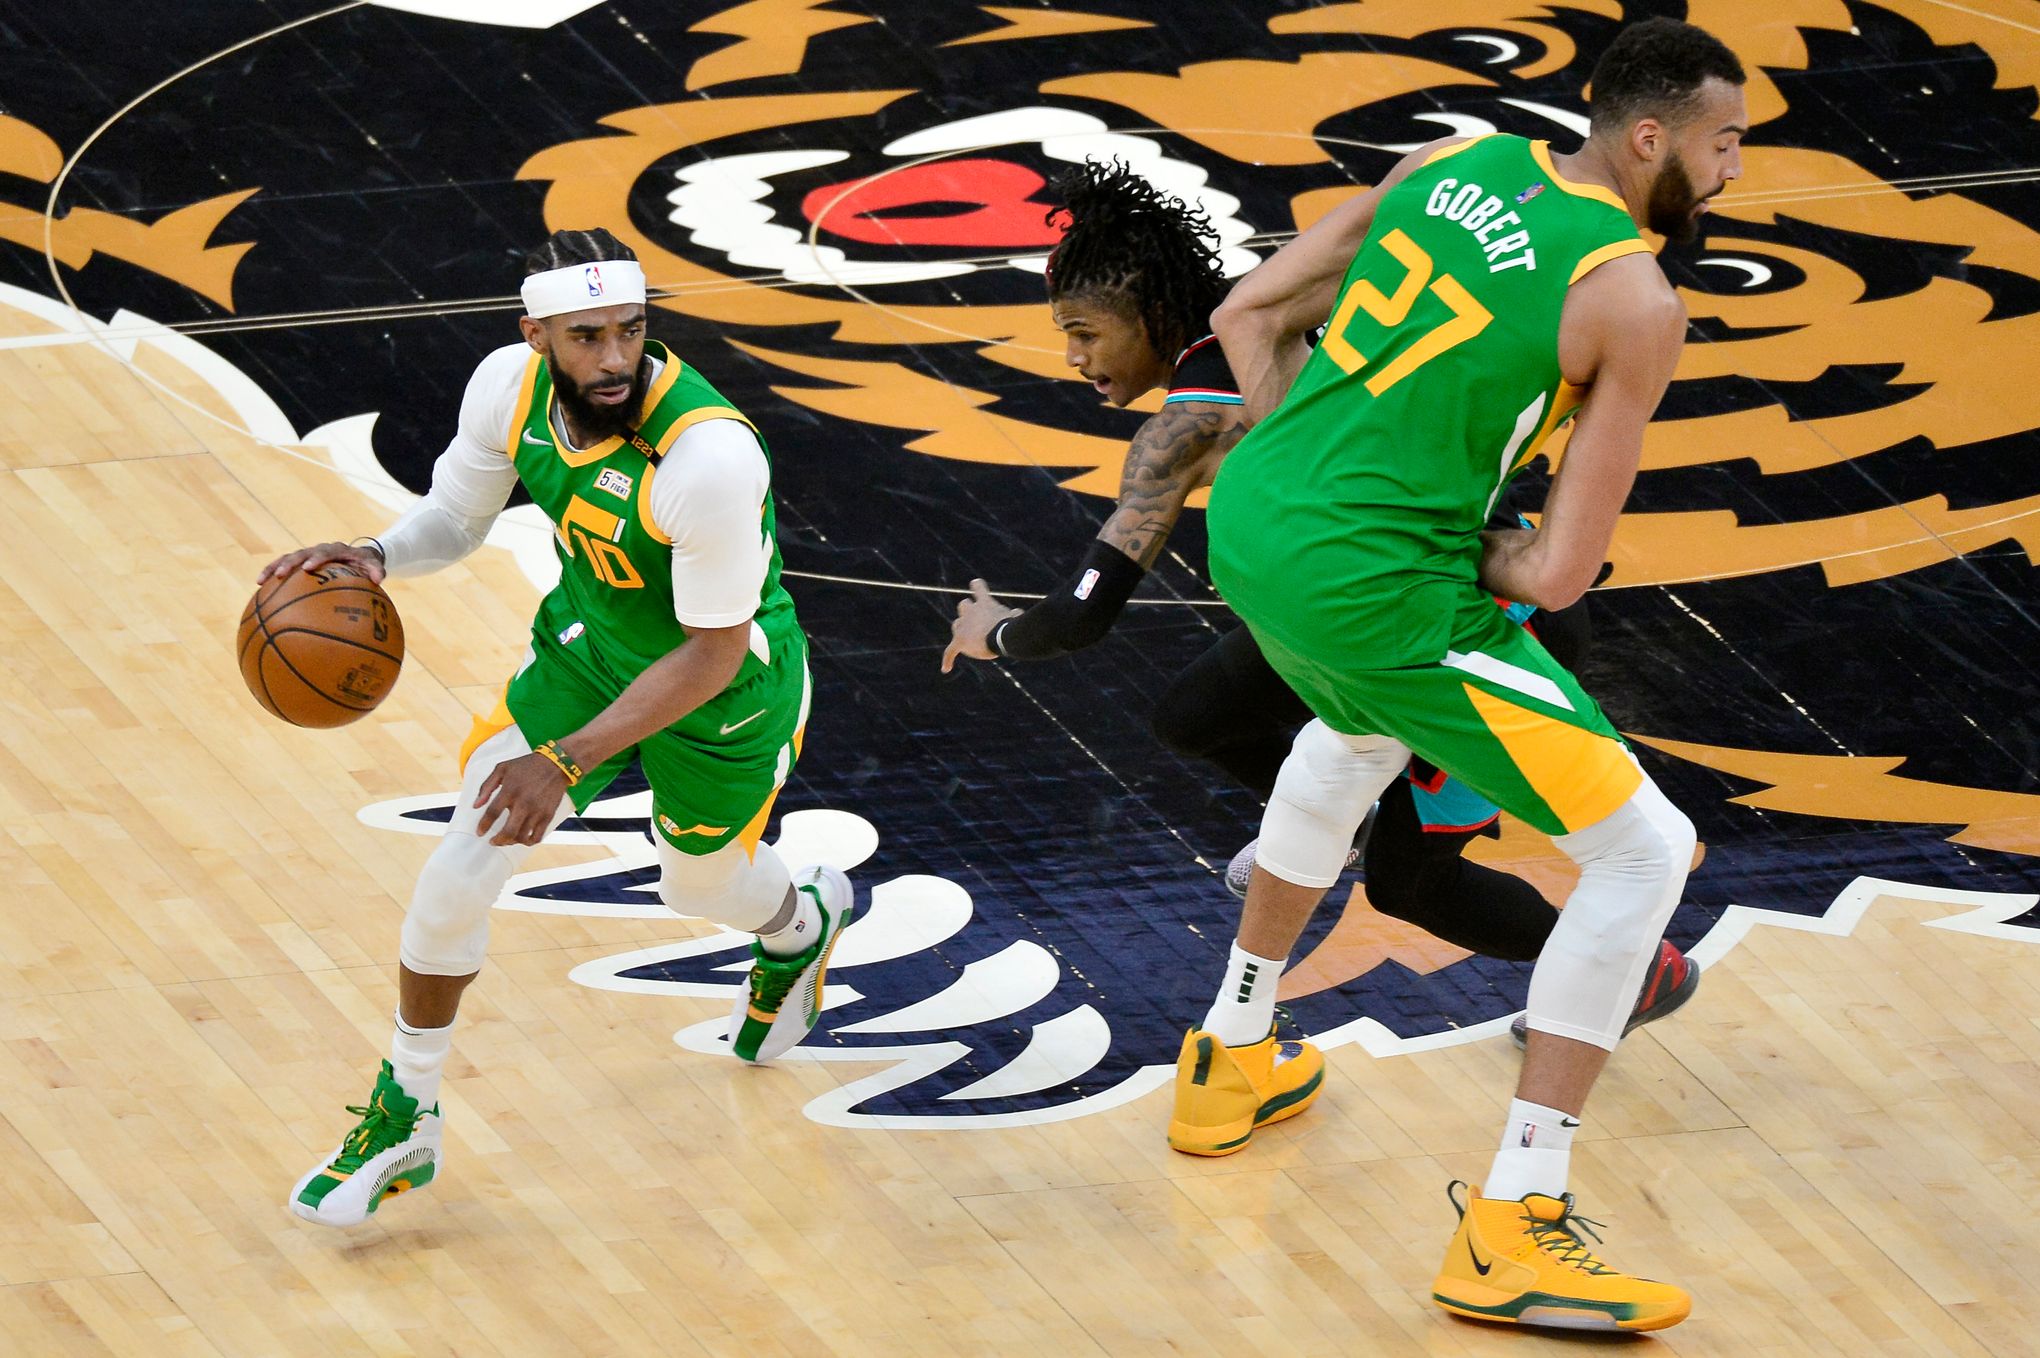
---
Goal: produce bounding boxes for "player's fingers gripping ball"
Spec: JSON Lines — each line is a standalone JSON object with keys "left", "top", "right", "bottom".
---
{"left": 237, "top": 563, "right": 405, "bottom": 727}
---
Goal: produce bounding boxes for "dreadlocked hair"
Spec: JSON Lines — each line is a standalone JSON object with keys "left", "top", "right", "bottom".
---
{"left": 1044, "top": 159, "right": 1228, "bottom": 360}
{"left": 523, "top": 227, "right": 638, "bottom": 276}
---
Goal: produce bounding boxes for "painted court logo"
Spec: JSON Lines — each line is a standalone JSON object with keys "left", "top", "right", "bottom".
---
{"left": 357, "top": 786, "right": 2040, "bottom": 1132}
{"left": 511, "top": 0, "right": 2040, "bottom": 594}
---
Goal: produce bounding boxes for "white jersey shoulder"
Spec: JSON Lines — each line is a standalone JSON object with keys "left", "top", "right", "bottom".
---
{"left": 651, "top": 416, "right": 773, "bottom": 629}
{"left": 461, "top": 343, "right": 541, "bottom": 455}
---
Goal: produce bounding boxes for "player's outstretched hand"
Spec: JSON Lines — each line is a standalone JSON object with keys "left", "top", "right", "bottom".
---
{"left": 942, "top": 578, "right": 1020, "bottom": 673}
{"left": 475, "top": 754, "right": 568, "bottom": 847}
{"left": 257, "top": 540, "right": 386, "bottom": 586}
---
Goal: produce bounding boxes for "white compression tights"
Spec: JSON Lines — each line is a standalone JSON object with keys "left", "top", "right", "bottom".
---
{"left": 1253, "top": 720, "right": 1696, "bottom": 1053}
{"left": 1256, "top": 720, "right": 1411, "bottom": 888}
{"left": 1527, "top": 774, "right": 1696, "bottom": 1049}
{"left": 399, "top": 723, "right": 793, "bottom": 976}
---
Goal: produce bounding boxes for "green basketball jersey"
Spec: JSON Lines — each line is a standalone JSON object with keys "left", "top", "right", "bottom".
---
{"left": 1207, "top": 135, "right": 1651, "bottom": 666}
{"left": 508, "top": 341, "right": 804, "bottom": 749}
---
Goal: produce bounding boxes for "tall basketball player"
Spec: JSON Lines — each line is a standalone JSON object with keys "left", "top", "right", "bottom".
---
{"left": 258, "top": 229, "right": 850, "bottom": 1228}
{"left": 942, "top": 159, "right": 1695, "bottom": 1056}
{"left": 1196, "top": 19, "right": 1746, "bottom": 1331}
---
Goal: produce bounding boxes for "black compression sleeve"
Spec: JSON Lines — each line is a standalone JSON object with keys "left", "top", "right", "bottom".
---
{"left": 991, "top": 539, "right": 1147, "bottom": 661}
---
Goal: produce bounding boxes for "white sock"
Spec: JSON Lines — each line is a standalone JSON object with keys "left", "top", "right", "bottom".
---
{"left": 1201, "top": 942, "right": 1286, "bottom": 1046}
{"left": 756, "top": 881, "right": 821, "bottom": 958}
{"left": 1483, "top": 1098, "right": 1579, "bottom": 1201}
{"left": 389, "top": 1012, "right": 453, "bottom": 1111}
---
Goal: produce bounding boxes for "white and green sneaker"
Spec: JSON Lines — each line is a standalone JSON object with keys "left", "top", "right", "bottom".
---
{"left": 289, "top": 1060, "right": 441, "bottom": 1228}
{"left": 729, "top": 865, "right": 856, "bottom": 1064}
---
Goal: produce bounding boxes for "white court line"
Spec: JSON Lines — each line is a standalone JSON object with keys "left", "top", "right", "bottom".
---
{"left": 1915, "top": 0, "right": 2040, "bottom": 37}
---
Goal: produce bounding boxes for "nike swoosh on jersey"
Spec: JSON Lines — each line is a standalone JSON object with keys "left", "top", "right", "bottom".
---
{"left": 720, "top": 708, "right": 768, "bottom": 735}
{"left": 522, "top": 430, "right": 550, "bottom": 446}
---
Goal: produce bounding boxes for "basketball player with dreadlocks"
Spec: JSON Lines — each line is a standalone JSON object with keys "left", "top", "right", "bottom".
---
{"left": 942, "top": 159, "right": 1695, "bottom": 1055}
{"left": 257, "top": 228, "right": 851, "bottom": 1229}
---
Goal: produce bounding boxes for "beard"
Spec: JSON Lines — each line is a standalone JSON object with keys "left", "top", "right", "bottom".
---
{"left": 550, "top": 354, "right": 652, "bottom": 440}
{"left": 1646, "top": 150, "right": 1716, "bottom": 245}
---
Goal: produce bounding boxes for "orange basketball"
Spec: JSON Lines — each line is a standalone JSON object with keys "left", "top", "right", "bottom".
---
{"left": 236, "top": 563, "right": 405, "bottom": 728}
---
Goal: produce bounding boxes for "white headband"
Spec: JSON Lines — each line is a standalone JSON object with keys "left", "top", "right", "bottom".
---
{"left": 520, "top": 259, "right": 647, "bottom": 319}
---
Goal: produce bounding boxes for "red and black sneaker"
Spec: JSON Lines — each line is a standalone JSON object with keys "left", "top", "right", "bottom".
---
{"left": 1509, "top": 941, "right": 1700, "bottom": 1050}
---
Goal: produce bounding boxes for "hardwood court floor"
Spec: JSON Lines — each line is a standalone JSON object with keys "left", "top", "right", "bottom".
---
{"left": 2, "top": 291, "right": 2038, "bottom": 1358}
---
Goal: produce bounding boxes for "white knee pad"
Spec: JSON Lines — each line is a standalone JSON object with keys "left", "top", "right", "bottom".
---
{"left": 1526, "top": 774, "right": 1697, "bottom": 1048}
{"left": 400, "top": 831, "right": 520, "bottom": 975}
{"left": 657, "top": 837, "right": 792, "bottom": 933}
{"left": 1257, "top": 720, "right": 1410, "bottom": 888}
{"left": 398, "top": 724, "right": 569, "bottom": 977}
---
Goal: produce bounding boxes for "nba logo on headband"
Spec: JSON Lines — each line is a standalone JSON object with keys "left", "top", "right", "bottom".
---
{"left": 520, "top": 256, "right": 646, "bottom": 318}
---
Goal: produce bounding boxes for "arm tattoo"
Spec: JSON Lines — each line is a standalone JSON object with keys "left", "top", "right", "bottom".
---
{"left": 1099, "top": 402, "right": 1248, "bottom": 569}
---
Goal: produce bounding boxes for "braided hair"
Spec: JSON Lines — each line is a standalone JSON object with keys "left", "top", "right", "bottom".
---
{"left": 1044, "top": 159, "right": 1228, "bottom": 361}
{"left": 523, "top": 226, "right": 638, "bottom": 276}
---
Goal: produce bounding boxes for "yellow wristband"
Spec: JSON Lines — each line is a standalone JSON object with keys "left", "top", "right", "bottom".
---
{"left": 532, "top": 739, "right": 584, "bottom": 787}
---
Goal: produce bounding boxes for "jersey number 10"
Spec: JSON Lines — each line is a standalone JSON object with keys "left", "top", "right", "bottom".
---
{"left": 1322, "top": 228, "right": 1494, "bottom": 397}
{"left": 558, "top": 495, "right": 646, "bottom": 590}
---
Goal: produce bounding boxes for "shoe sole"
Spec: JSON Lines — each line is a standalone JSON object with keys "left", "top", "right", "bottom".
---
{"left": 1166, "top": 1063, "right": 1325, "bottom": 1156}
{"left": 1509, "top": 959, "right": 1703, "bottom": 1051}
{"left": 733, "top": 868, "right": 855, "bottom": 1064}
{"left": 1433, "top": 1290, "right": 1690, "bottom": 1331}
{"left": 753, "top": 919, "right": 849, "bottom": 1063}
{"left": 287, "top": 1154, "right": 437, "bottom": 1228}
{"left": 1624, "top": 955, "right": 1702, "bottom": 1035}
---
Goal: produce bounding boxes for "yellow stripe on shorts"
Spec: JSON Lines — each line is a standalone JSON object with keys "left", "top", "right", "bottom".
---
{"left": 1462, "top": 683, "right": 1641, "bottom": 833}
{"left": 458, "top": 682, "right": 517, "bottom": 776}
{"left": 734, "top": 789, "right": 779, "bottom": 859}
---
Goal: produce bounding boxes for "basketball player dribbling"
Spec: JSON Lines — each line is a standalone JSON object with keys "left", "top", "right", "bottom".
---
{"left": 257, "top": 229, "right": 852, "bottom": 1228}
{"left": 1190, "top": 19, "right": 1747, "bottom": 1331}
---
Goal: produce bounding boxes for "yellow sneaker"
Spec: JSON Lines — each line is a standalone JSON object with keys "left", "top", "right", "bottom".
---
{"left": 1166, "top": 1027, "right": 1324, "bottom": 1156}
{"left": 1432, "top": 1181, "right": 1690, "bottom": 1331}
